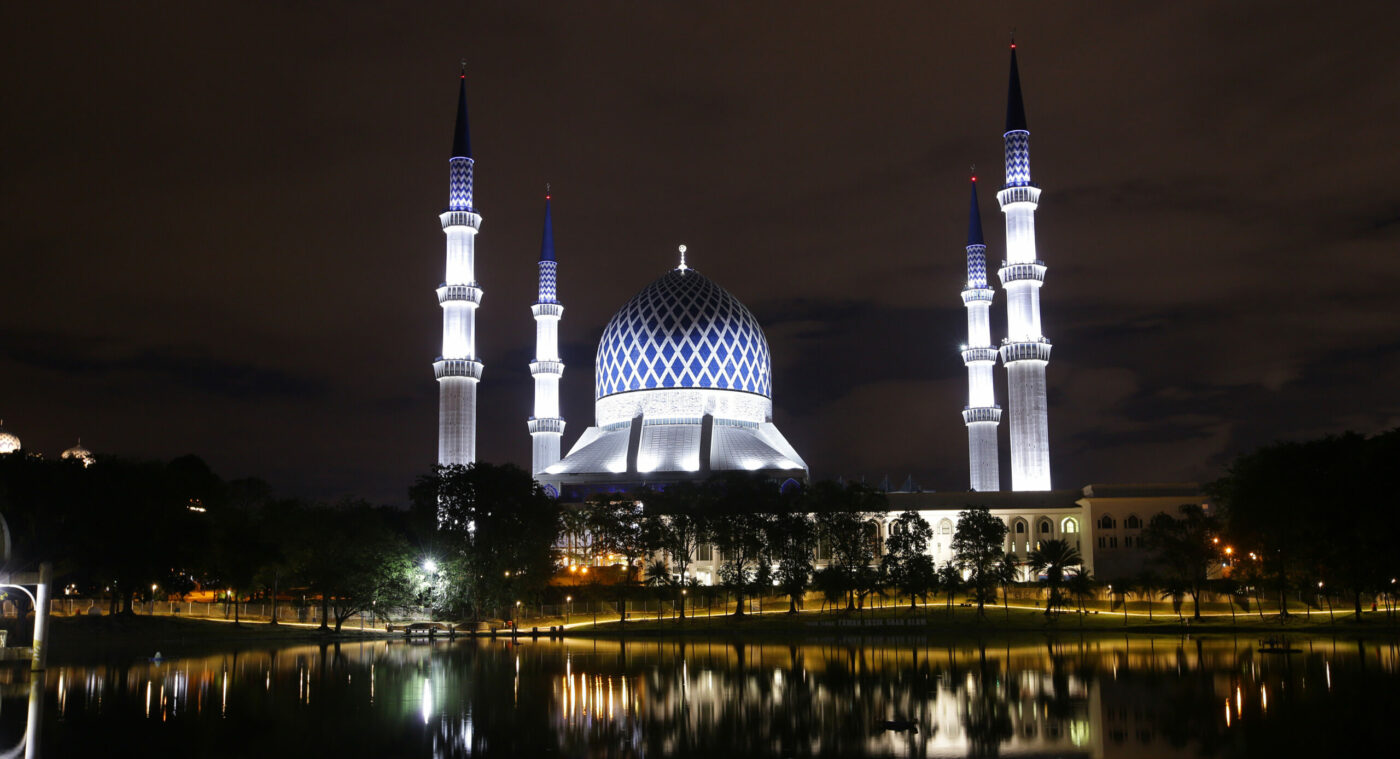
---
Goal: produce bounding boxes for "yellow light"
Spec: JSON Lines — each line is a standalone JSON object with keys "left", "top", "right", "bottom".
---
{"left": 566, "top": 596, "right": 572, "bottom": 603}
{"left": 1225, "top": 547, "right": 1233, "bottom": 555}
{"left": 581, "top": 567, "right": 589, "bottom": 575}
{"left": 569, "top": 565, "right": 578, "bottom": 572}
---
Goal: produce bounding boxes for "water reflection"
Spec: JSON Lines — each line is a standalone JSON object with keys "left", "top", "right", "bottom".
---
{"left": 0, "top": 636, "right": 1395, "bottom": 757}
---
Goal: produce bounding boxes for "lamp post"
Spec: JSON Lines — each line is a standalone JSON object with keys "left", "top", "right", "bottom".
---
{"left": 565, "top": 595, "right": 572, "bottom": 626}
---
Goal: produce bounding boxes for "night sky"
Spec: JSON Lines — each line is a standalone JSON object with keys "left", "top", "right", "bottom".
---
{"left": 5, "top": 2, "right": 1399, "bottom": 505}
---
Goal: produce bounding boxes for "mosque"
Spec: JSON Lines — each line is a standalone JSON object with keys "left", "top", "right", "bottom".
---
{"left": 431, "top": 45, "right": 1205, "bottom": 583}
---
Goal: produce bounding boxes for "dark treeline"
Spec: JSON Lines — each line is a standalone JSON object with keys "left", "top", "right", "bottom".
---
{"left": 3, "top": 428, "right": 1396, "bottom": 633}
{"left": 0, "top": 452, "right": 430, "bottom": 631}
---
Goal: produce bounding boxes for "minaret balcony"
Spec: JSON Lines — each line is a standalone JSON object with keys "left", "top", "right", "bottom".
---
{"left": 434, "top": 358, "right": 484, "bottom": 381}
{"left": 438, "top": 284, "right": 483, "bottom": 306}
{"left": 528, "top": 417, "right": 566, "bottom": 435}
{"left": 995, "top": 186, "right": 1041, "bottom": 207}
{"left": 960, "top": 347, "right": 999, "bottom": 365}
{"left": 439, "top": 210, "right": 482, "bottom": 230}
{"left": 997, "top": 261, "right": 1046, "bottom": 286}
{"left": 960, "top": 287, "right": 995, "bottom": 304}
{"left": 962, "top": 406, "right": 1003, "bottom": 425}
{"left": 531, "top": 302, "right": 564, "bottom": 318}
{"left": 999, "top": 339, "right": 1052, "bottom": 364}
{"left": 529, "top": 360, "right": 565, "bottom": 377}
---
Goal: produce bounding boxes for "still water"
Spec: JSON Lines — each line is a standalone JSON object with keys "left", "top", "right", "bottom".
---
{"left": 1, "top": 634, "right": 1394, "bottom": 757}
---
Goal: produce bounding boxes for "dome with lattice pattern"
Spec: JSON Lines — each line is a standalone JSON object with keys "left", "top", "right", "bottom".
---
{"left": 595, "top": 267, "right": 771, "bottom": 400}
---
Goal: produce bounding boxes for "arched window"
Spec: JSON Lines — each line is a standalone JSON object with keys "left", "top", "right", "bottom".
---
{"left": 1098, "top": 515, "right": 1115, "bottom": 530}
{"left": 1125, "top": 515, "right": 1141, "bottom": 529}
{"left": 1038, "top": 520, "right": 1052, "bottom": 535}
{"left": 1062, "top": 518, "right": 1079, "bottom": 534}
{"left": 868, "top": 521, "right": 883, "bottom": 555}
{"left": 939, "top": 519, "right": 954, "bottom": 535}
{"left": 1014, "top": 520, "right": 1027, "bottom": 534}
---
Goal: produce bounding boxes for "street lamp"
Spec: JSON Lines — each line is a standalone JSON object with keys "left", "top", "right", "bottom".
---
{"left": 422, "top": 559, "right": 438, "bottom": 574}
{"left": 565, "top": 595, "right": 573, "bottom": 625}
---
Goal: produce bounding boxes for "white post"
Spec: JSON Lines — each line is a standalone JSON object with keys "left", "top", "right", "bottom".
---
{"left": 30, "top": 562, "right": 52, "bottom": 672}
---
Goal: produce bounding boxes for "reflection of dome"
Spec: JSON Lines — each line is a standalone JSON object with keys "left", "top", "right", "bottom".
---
{"left": 596, "top": 268, "right": 771, "bottom": 400}
{"left": 62, "top": 439, "right": 94, "bottom": 467}
{"left": 0, "top": 420, "right": 20, "bottom": 454}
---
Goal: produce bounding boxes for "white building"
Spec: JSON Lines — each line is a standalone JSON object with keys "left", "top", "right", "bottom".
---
{"left": 539, "top": 248, "right": 808, "bottom": 500}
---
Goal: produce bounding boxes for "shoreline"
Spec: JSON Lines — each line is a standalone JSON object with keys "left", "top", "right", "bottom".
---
{"left": 14, "top": 605, "right": 1396, "bottom": 663}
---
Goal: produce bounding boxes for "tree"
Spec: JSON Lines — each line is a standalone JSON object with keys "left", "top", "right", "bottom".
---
{"left": 1027, "top": 539, "right": 1081, "bottom": 617}
{"left": 808, "top": 481, "right": 883, "bottom": 611}
{"left": 1208, "top": 431, "right": 1400, "bottom": 620}
{"left": 420, "top": 463, "right": 562, "bottom": 622}
{"left": 993, "top": 554, "right": 1021, "bottom": 620}
{"left": 952, "top": 508, "right": 1009, "bottom": 618}
{"left": 1066, "top": 570, "right": 1097, "bottom": 615}
{"left": 644, "top": 483, "right": 711, "bottom": 620}
{"left": 938, "top": 562, "right": 963, "bottom": 616}
{"left": 883, "top": 511, "right": 934, "bottom": 610}
{"left": 293, "top": 502, "right": 419, "bottom": 631}
{"left": 1108, "top": 578, "right": 1136, "bottom": 625}
{"left": 711, "top": 510, "right": 769, "bottom": 616}
{"left": 765, "top": 507, "right": 816, "bottom": 614}
{"left": 1143, "top": 504, "right": 1221, "bottom": 620}
{"left": 1135, "top": 570, "right": 1160, "bottom": 621}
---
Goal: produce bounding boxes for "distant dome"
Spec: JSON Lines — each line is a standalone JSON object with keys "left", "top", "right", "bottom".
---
{"left": 0, "top": 420, "right": 19, "bottom": 455}
{"left": 595, "top": 267, "right": 772, "bottom": 400}
{"left": 62, "top": 439, "right": 94, "bottom": 467}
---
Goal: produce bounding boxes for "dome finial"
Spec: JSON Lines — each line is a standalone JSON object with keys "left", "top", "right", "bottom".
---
{"left": 677, "top": 244, "right": 688, "bottom": 271}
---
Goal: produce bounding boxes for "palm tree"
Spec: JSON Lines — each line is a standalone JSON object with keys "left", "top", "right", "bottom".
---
{"left": 1027, "top": 539, "right": 1082, "bottom": 617}
{"left": 1135, "top": 570, "right": 1159, "bottom": 622}
{"left": 1109, "top": 578, "right": 1136, "bottom": 625}
{"left": 1159, "top": 578, "right": 1187, "bottom": 621}
{"left": 1067, "top": 570, "right": 1097, "bottom": 615}
{"left": 993, "top": 554, "right": 1020, "bottom": 620}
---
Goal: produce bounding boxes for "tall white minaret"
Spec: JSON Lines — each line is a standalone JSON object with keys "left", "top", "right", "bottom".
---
{"left": 961, "top": 173, "right": 1002, "bottom": 491}
{"left": 996, "top": 41, "right": 1052, "bottom": 490}
{"left": 435, "top": 71, "right": 484, "bottom": 465}
{"left": 529, "top": 191, "right": 565, "bottom": 476}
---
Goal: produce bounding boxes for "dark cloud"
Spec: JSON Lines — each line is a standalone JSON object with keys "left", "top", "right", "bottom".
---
{"left": 3, "top": 1, "right": 1398, "bottom": 503}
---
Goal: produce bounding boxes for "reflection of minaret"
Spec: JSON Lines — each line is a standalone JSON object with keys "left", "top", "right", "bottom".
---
{"left": 961, "top": 174, "right": 1002, "bottom": 491}
{"left": 435, "top": 69, "right": 485, "bottom": 465}
{"left": 997, "top": 41, "right": 1052, "bottom": 490}
{"left": 529, "top": 191, "right": 565, "bottom": 479}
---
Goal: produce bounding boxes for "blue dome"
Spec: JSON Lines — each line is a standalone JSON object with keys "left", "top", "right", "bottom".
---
{"left": 596, "top": 268, "right": 772, "bottom": 399}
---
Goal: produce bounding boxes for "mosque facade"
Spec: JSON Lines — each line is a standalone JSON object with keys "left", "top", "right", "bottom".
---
{"left": 432, "top": 44, "right": 1205, "bottom": 583}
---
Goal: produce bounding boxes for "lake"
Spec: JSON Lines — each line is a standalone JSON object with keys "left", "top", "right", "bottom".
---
{"left": 1, "top": 634, "right": 1394, "bottom": 757}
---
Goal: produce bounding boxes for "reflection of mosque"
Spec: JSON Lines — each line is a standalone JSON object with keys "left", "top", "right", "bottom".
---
{"left": 431, "top": 45, "right": 1209, "bottom": 587}
{"left": 11, "top": 637, "right": 1390, "bottom": 757}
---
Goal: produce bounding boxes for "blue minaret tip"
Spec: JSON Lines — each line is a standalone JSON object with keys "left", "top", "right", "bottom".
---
{"left": 452, "top": 67, "right": 472, "bottom": 159}
{"left": 967, "top": 173, "right": 985, "bottom": 247}
{"left": 539, "top": 191, "right": 556, "bottom": 262}
{"left": 1005, "top": 41, "right": 1028, "bottom": 133}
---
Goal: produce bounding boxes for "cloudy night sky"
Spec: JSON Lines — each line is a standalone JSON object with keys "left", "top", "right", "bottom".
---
{"left": 3, "top": 2, "right": 1398, "bottom": 504}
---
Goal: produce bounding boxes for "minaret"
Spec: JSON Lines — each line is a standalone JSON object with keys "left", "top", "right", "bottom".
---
{"left": 435, "top": 70, "right": 485, "bottom": 466}
{"left": 996, "top": 41, "right": 1052, "bottom": 490}
{"left": 961, "top": 173, "right": 1002, "bottom": 491}
{"left": 529, "top": 191, "right": 565, "bottom": 476}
